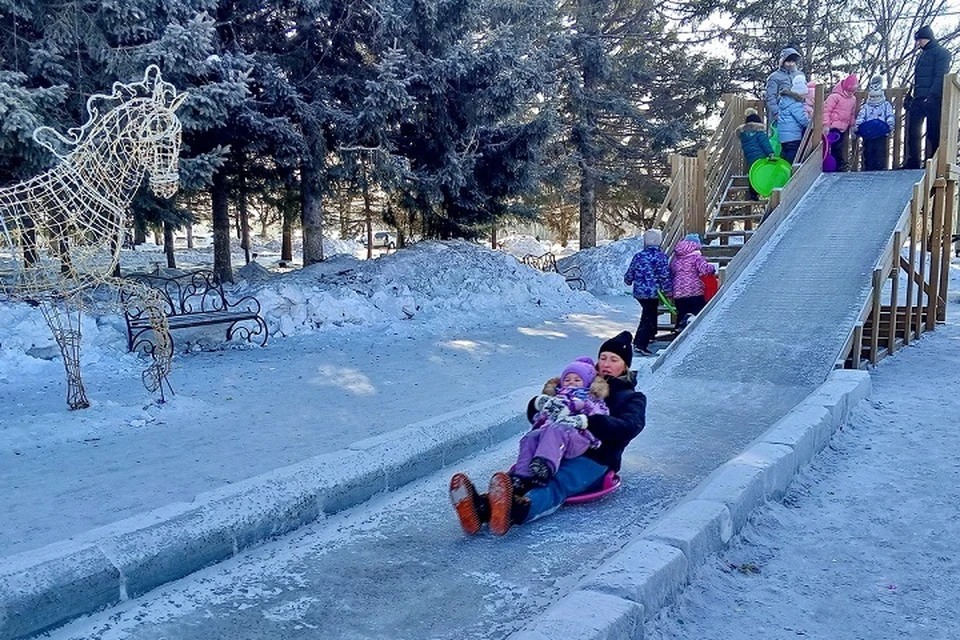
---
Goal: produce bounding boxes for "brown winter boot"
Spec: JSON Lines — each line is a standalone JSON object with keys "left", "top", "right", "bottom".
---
{"left": 449, "top": 473, "right": 487, "bottom": 535}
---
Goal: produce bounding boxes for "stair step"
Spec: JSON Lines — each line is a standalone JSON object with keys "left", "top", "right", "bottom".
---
{"left": 705, "top": 230, "right": 755, "bottom": 239}
{"left": 719, "top": 200, "right": 766, "bottom": 208}
{"left": 730, "top": 175, "right": 751, "bottom": 186}
{"left": 712, "top": 213, "right": 764, "bottom": 222}
{"left": 701, "top": 245, "right": 741, "bottom": 257}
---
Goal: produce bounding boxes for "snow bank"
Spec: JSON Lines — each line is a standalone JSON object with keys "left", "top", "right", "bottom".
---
{"left": 233, "top": 240, "right": 593, "bottom": 338}
{"left": 0, "top": 237, "right": 639, "bottom": 376}
{"left": 559, "top": 235, "right": 644, "bottom": 295}
{"left": 497, "top": 234, "right": 552, "bottom": 258}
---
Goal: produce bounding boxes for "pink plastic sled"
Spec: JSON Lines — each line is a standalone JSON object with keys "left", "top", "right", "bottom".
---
{"left": 563, "top": 470, "right": 622, "bottom": 505}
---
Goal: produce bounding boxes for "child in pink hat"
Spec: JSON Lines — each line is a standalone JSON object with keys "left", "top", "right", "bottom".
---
{"left": 509, "top": 357, "right": 610, "bottom": 492}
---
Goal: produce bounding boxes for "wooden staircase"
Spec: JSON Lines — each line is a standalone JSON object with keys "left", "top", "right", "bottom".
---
{"left": 701, "top": 175, "right": 767, "bottom": 267}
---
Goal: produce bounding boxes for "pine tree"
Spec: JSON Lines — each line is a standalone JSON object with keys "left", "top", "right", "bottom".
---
{"left": 545, "top": 0, "right": 727, "bottom": 246}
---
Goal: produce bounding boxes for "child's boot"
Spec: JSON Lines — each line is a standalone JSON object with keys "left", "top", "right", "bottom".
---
{"left": 449, "top": 473, "right": 489, "bottom": 535}
{"left": 488, "top": 472, "right": 532, "bottom": 536}
{"left": 527, "top": 457, "right": 554, "bottom": 486}
{"left": 508, "top": 472, "right": 534, "bottom": 496}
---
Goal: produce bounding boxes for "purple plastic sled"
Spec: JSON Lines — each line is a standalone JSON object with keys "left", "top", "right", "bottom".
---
{"left": 564, "top": 470, "right": 622, "bottom": 505}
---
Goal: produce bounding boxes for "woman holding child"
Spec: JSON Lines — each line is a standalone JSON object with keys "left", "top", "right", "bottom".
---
{"left": 449, "top": 331, "right": 647, "bottom": 536}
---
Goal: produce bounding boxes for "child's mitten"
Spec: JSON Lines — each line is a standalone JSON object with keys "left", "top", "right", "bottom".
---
{"left": 534, "top": 394, "right": 552, "bottom": 412}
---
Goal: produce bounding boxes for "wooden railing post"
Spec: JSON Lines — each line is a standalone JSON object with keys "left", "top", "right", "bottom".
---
{"left": 917, "top": 165, "right": 931, "bottom": 336}
{"left": 851, "top": 324, "right": 863, "bottom": 369}
{"left": 870, "top": 268, "right": 882, "bottom": 364}
{"left": 927, "top": 173, "right": 945, "bottom": 330}
{"left": 939, "top": 177, "right": 956, "bottom": 322}
{"left": 811, "top": 84, "right": 825, "bottom": 159}
{"left": 891, "top": 88, "right": 907, "bottom": 169}
{"left": 889, "top": 231, "right": 901, "bottom": 354}
{"left": 904, "top": 182, "right": 920, "bottom": 344}
{"left": 937, "top": 74, "right": 959, "bottom": 178}
{"left": 694, "top": 149, "right": 707, "bottom": 238}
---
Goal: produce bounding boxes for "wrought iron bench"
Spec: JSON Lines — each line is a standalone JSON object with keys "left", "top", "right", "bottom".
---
{"left": 122, "top": 270, "right": 268, "bottom": 353}
{"left": 520, "top": 252, "right": 586, "bottom": 290}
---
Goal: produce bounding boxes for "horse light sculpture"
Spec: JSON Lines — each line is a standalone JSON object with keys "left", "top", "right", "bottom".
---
{"left": 0, "top": 66, "right": 186, "bottom": 409}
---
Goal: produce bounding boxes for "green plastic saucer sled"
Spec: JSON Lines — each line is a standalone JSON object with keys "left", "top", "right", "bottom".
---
{"left": 768, "top": 122, "right": 782, "bottom": 157}
{"left": 749, "top": 157, "right": 792, "bottom": 198}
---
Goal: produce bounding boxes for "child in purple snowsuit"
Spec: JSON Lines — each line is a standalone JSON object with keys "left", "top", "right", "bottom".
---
{"left": 510, "top": 357, "right": 610, "bottom": 492}
{"left": 669, "top": 238, "right": 716, "bottom": 331}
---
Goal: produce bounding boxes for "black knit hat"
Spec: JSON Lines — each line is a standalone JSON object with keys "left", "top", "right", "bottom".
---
{"left": 745, "top": 107, "right": 762, "bottom": 124}
{"left": 598, "top": 331, "right": 633, "bottom": 368}
{"left": 915, "top": 25, "right": 935, "bottom": 41}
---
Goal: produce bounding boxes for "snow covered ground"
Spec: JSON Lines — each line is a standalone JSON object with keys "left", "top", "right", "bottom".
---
{"left": 646, "top": 261, "right": 960, "bottom": 640}
{"left": 4, "top": 224, "right": 960, "bottom": 639}
{"left": 0, "top": 237, "right": 650, "bottom": 556}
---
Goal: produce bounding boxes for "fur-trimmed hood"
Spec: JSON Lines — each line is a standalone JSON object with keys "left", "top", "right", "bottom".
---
{"left": 542, "top": 376, "right": 610, "bottom": 399}
{"left": 737, "top": 122, "right": 766, "bottom": 134}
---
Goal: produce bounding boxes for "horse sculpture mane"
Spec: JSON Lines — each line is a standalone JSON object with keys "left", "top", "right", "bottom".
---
{"left": 0, "top": 65, "right": 187, "bottom": 409}
{"left": 33, "top": 66, "right": 182, "bottom": 159}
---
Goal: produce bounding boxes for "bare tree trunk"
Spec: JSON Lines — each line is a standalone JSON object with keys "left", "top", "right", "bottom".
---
{"left": 576, "top": 0, "right": 601, "bottom": 250}
{"left": 362, "top": 163, "right": 374, "bottom": 260}
{"left": 134, "top": 225, "right": 146, "bottom": 246}
{"left": 491, "top": 226, "right": 497, "bottom": 249}
{"left": 211, "top": 169, "right": 233, "bottom": 283}
{"left": 281, "top": 169, "right": 295, "bottom": 263}
{"left": 237, "top": 154, "right": 251, "bottom": 265}
{"left": 301, "top": 118, "right": 325, "bottom": 265}
{"left": 163, "top": 221, "right": 176, "bottom": 269}
{"left": 186, "top": 224, "right": 194, "bottom": 249}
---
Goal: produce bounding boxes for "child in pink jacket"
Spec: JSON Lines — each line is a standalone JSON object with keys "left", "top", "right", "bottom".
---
{"left": 669, "top": 238, "right": 716, "bottom": 331}
{"left": 804, "top": 80, "right": 817, "bottom": 118}
{"left": 823, "top": 74, "right": 858, "bottom": 171}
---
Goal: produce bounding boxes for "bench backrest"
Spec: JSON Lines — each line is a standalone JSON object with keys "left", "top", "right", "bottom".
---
{"left": 122, "top": 270, "right": 230, "bottom": 318}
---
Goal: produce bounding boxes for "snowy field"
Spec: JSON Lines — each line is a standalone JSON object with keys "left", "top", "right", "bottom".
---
{"left": 646, "top": 260, "right": 960, "bottom": 640}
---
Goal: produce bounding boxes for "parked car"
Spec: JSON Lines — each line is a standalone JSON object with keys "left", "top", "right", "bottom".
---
{"left": 361, "top": 231, "right": 397, "bottom": 250}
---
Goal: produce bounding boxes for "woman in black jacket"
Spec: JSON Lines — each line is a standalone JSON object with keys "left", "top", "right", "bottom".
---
{"left": 449, "top": 331, "right": 647, "bottom": 536}
{"left": 904, "top": 25, "right": 953, "bottom": 169}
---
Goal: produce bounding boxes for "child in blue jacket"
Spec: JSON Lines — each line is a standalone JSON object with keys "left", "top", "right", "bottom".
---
{"left": 778, "top": 74, "right": 811, "bottom": 163}
{"left": 855, "top": 76, "right": 896, "bottom": 171}
{"left": 624, "top": 229, "right": 671, "bottom": 355}
{"left": 738, "top": 108, "right": 777, "bottom": 199}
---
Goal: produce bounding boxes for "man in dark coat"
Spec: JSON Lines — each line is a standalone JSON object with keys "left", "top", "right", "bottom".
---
{"left": 903, "top": 25, "right": 953, "bottom": 169}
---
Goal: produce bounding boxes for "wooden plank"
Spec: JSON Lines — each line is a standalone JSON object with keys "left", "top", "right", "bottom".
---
{"left": 938, "top": 178, "right": 955, "bottom": 322}
{"left": 889, "top": 231, "right": 901, "bottom": 354}
{"left": 870, "top": 268, "right": 882, "bottom": 364}
{"left": 938, "top": 74, "right": 959, "bottom": 177}
{"left": 927, "top": 177, "right": 945, "bottom": 330}
{"left": 917, "top": 165, "right": 931, "bottom": 336}
{"left": 904, "top": 183, "right": 919, "bottom": 344}
{"left": 851, "top": 324, "right": 863, "bottom": 370}
{"left": 696, "top": 148, "right": 707, "bottom": 238}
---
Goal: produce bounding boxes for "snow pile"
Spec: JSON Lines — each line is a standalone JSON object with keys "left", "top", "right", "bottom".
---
{"left": 559, "top": 235, "right": 644, "bottom": 295}
{"left": 0, "top": 237, "right": 637, "bottom": 376}
{"left": 498, "top": 234, "right": 551, "bottom": 258}
{"left": 235, "top": 240, "right": 594, "bottom": 338}
{"left": 0, "top": 303, "right": 132, "bottom": 381}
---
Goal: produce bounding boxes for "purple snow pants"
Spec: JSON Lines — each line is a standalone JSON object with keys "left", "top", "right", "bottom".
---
{"left": 514, "top": 425, "right": 596, "bottom": 476}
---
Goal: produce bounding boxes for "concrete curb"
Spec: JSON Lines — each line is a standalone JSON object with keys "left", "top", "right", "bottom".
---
{"left": 0, "top": 385, "right": 540, "bottom": 640}
{"left": 511, "top": 369, "right": 871, "bottom": 640}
